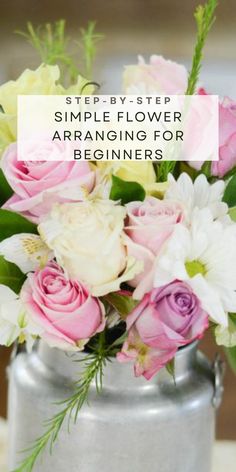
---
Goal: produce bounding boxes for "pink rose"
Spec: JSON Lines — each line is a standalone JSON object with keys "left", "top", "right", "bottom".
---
{"left": 125, "top": 197, "right": 183, "bottom": 299}
{"left": 212, "top": 97, "right": 236, "bottom": 177}
{"left": 123, "top": 55, "right": 188, "bottom": 95}
{"left": 20, "top": 262, "right": 105, "bottom": 350}
{"left": 117, "top": 281, "right": 209, "bottom": 380}
{"left": 190, "top": 90, "right": 236, "bottom": 177}
{"left": 1, "top": 142, "right": 95, "bottom": 222}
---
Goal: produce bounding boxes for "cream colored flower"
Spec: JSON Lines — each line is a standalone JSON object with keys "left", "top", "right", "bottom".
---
{"left": 96, "top": 162, "right": 155, "bottom": 187}
{"left": 39, "top": 199, "right": 142, "bottom": 296}
{"left": 0, "top": 64, "right": 93, "bottom": 156}
{"left": 95, "top": 162, "right": 168, "bottom": 197}
{"left": 0, "top": 64, "right": 60, "bottom": 116}
{"left": 0, "top": 114, "right": 16, "bottom": 157}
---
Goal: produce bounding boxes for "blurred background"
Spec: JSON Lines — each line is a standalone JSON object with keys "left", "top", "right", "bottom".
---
{"left": 0, "top": 0, "right": 236, "bottom": 439}
{"left": 0, "top": 0, "right": 236, "bottom": 95}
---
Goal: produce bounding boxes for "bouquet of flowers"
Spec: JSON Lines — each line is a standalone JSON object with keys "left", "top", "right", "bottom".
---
{"left": 1, "top": 0, "right": 236, "bottom": 470}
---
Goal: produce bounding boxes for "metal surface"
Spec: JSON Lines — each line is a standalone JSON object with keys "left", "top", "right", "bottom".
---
{"left": 212, "top": 354, "right": 225, "bottom": 410}
{"left": 8, "top": 341, "right": 220, "bottom": 472}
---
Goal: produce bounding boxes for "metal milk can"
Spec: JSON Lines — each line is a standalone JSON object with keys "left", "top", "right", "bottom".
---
{"left": 8, "top": 340, "right": 224, "bottom": 472}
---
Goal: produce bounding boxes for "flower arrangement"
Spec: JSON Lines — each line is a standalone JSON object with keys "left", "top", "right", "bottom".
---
{"left": 1, "top": 0, "right": 236, "bottom": 470}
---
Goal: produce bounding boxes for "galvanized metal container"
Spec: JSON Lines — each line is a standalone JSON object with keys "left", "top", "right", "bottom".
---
{"left": 8, "top": 340, "right": 223, "bottom": 472}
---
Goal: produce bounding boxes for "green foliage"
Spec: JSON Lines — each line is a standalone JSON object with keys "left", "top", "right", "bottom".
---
{"left": 0, "top": 170, "right": 13, "bottom": 206}
{"left": 0, "top": 209, "right": 37, "bottom": 242}
{"left": 186, "top": 0, "right": 218, "bottom": 95}
{"left": 223, "top": 174, "right": 236, "bottom": 208}
{"left": 166, "top": 358, "right": 176, "bottom": 385}
{"left": 0, "top": 255, "right": 25, "bottom": 293}
{"left": 156, "top": 161, "right": 177, "bottom": 182}
{"left": 110, "top": 175, "right": 146, "bottom": 204}
{"left": 79, "top": 21, "right": 104, "bottom": 79}
{"left": 17, "top": 20, "right": 78, "bottom": 83}
{"left": 225, "top": 345, "right": 236, "bottom": 375}
{"left": 13, "top": 333, "right": 110, "bottom": 472}
{"left": 229, "top": 206, "right": 236, "bottom": 222}
{"left": 222, "top": 165, "right": 236, "bottom": 181}
{"left": 199, "top": 161, "right": 212, "bottom": 178}
{"left": 104, "top": 292, "right": 139, "bottom": 320}
{"left": 16, "top": 20, "right": 103, "bottom": 83}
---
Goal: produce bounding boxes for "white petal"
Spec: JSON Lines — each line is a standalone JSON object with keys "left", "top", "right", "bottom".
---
{"left": 215, "top": 317, "right": 236, "bottom": 347}
{"left": 0, "top": 284, "right": 18, "bottom": 302}
{"left": 91, "top": 257, "right": 143, "bottom": 297}
{"left": 0, "top": 233, "right": 53, "bottom": 273}
{"left": 0, "top": 319, "right": 20, "bottom": 347}
{"left": 0, "top": 289, "right": 21, "bottom": 346}
{"left": 189, "top": 275, "right": 228, "bottom": 327}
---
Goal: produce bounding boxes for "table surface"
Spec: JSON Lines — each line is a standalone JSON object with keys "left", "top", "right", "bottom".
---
{"left": 0, "top": 418, "right": 235, "bottom": 471}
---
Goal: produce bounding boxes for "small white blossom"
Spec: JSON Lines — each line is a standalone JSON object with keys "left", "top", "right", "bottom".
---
{"left": 0, "top": 284, "right": 42, "bottom": 349}
{"left": 0, "top": 234, "right": 52, "bottom": 273}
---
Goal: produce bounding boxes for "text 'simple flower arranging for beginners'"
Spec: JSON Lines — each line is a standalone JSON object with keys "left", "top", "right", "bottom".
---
{"left": 0, "top": 2, "right": 236, "bottom": 471}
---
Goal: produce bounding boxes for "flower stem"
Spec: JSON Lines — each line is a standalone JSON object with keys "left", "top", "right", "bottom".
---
{"left": 12, "top": 336, "right": 108, "bottom": 472}
{"left": 186, "top": 0, "right": 218, "bottom": 95}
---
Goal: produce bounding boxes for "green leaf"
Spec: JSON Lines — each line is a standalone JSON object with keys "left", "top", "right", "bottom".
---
{"left": 0, "top": 169, "right": 13, "bottom": 206}
{"left": 110, "top": 331, "right": 128, "bottom": 348}
{"left": 199, "top": 160, "right": 212, "bottom": 178}
{"left": 229, "top": 206, "right": 236, "bottom": 222}
{"left": 225, "top": 346, "right": 236, "bottom": 375}
{"left": 166, "top": 358, "right": 176, "bottom": 385}
{"left": 0, "top": 255, "right": 25, "bottom": 293}
{"left": 222, "top": 165, "right": 236, "bottom": 181}
{"left": 223, "top": 174, "right": 236, "bottom": 207}
{"left": 0, "top": 209, "right": 37, "bottom": 242}
{"left": 104, "top": 292, "right": 139, "bottom": 320}
{"left": 179, "top": 162, "right": 198, "bottom": 181}
{"left": 110, "top": 175, "right": 146, "bottom": 205}
{"left": 156, "top": 161, "right": 177, "bottom": 182}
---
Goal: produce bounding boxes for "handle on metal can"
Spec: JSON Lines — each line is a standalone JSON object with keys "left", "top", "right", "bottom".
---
{"left": 212, "top": 353, "right": 225, "bottom": 409}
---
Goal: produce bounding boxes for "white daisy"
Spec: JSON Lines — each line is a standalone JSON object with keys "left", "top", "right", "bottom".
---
{"left": 165, "top": 172, "right": 229, "bottom": 223}
{"left": 154, "top": 208, "right": 236, "bottom": 326}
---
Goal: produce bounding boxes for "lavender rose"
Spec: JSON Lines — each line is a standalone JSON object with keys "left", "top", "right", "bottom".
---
{"left": 118, "top": 281, "right": 209, "bottom": 379}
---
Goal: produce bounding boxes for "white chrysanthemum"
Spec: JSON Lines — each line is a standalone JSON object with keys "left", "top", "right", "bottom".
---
{"left": 165, "top": 173, "right": 229, "bottom": 223}
{"left": 154, "top": 208, "right": 236, "bottom": 326}
{"left": 0, "top": 285, "right": 42, "bottom": 349}
{"left": 0, "top": 234, "right": 52, "bottom": 273}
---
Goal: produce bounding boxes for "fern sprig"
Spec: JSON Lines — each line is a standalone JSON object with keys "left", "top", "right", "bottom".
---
{"left": 16, "top": 20, "right": 103, "bottom": 84}
{"left": 186, "top": 0, "right": 218, "bottom": 95}
{"left": 13, "top": 334, "right": 109, "bottom": 472}
{"left": 79, "top": 21, "right": 104, "bottom": 79}
{"left": 16, "top": 20, "right": 78, "bottom": 82}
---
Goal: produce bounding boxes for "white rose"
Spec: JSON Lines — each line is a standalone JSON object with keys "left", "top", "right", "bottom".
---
{"left": 38, "top": 200, "right": 141, "bottom": 296}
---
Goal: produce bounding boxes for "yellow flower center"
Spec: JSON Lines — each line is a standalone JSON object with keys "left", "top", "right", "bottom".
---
{"left": 185, "top": 260, "right": 207, "bottom": 278}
